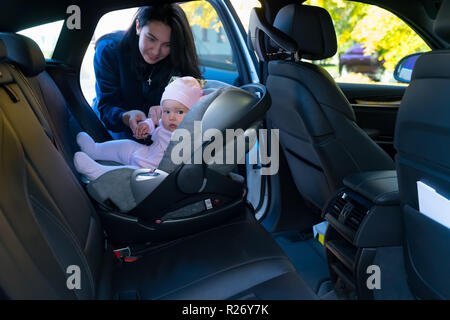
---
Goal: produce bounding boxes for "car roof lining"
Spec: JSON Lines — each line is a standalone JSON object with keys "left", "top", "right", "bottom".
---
{"left": 0, "top": 0, "right": 442, "bottom": 32}
{"left": 0, "top": 0, "right": 191, "bottom": 32}
{"left": 1, "top": 0, "right": 446, "bottom": 69}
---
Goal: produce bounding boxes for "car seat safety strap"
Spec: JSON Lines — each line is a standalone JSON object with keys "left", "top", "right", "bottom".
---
{"left": 0, "top": 84, "right": 19, "bottom": 102}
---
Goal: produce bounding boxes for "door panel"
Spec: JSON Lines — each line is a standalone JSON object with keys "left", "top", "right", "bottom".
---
{"left": 339, "top": 83, "right": 406, "bottom": 103}
{"left": 339, "top": 83, "right": 407, "bottom": 159}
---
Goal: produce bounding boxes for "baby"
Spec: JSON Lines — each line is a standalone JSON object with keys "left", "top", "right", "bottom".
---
{"left": 74, "top": 76, "right": 203, "bottom": 181}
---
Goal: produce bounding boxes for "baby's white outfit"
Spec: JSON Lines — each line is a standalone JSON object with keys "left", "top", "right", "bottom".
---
{"left": 74, "top": 119, "right": 171, "bottom": 181}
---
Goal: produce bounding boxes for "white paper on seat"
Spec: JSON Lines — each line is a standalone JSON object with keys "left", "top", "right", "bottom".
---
{"left": 417, "top": 181, "right": 450, "bottom": 229}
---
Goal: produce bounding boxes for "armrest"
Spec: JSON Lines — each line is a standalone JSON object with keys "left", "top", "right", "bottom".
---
{"left": 343, "top": 170, "right": 399, "bottom": 205}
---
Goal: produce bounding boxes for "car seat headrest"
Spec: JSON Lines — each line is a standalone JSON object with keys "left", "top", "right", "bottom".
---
{"left": 0, "top": 32, "right": 46, "bottom": 77}
{"left": 249, "top": 7, "right": 298, "bottom": 61}
{"left": 274, "top": 4, "right": 337, "bottom": 60}
{"left": 249, "top": 4, "right": 337, "bottom": 61}
{"left": 434, "top": 0, "right": 450, "bottom": 44}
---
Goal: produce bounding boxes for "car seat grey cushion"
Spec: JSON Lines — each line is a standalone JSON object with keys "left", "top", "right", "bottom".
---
{"left": 87, "top": 168, "right": 136, "bottom": 211}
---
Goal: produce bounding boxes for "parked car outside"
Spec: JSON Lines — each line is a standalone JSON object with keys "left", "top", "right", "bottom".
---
{"left": 339, "top": 43, "right": 385, "bottom": 80}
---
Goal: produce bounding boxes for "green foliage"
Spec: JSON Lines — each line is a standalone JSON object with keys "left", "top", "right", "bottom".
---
{"left": 351, "top": 5, "right": 429, "bottom": 71}
{"left": 180, "top": 1, "right": 222, "bottom": 32}
{"left": 306, "top": 0, "right": 430, "bottom": 71}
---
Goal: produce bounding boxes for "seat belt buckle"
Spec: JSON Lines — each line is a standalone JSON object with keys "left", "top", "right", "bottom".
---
{"left": 113, "top": 247, "right": 131, "bottom": 259}
{"left": 113, "top": 247, "right": 139, "bottom": 262}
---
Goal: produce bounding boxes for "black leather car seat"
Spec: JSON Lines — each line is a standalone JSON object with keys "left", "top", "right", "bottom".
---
{"left": 0, "top": 36, "right": 316, "bottom": 299}
{"left": 0, "top": 32, "right": 111, "bottom": 179}
{"left": 248, "top": 4, "right": 395, "bottom": 210}
{"left": 394, "top": 0, "right": 450, "bottom": 299}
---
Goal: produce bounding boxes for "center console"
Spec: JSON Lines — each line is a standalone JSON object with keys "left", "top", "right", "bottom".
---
{"left": 322, "top": 171, "right": 404, "bottom": 299}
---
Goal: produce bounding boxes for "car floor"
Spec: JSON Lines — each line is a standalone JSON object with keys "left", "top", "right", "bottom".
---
{"left": 272, "top": 229, "right": 339, "bottom": 299}
{"left": 266, "top": 153, "right": 339, "bottom": 298}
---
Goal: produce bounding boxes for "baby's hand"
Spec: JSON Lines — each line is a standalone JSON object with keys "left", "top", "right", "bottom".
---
{"left": 148, "top": 105, "right": 161, "bottom": 127}
{"left": 134, "top": 121, "right": 150, "bottom": 139}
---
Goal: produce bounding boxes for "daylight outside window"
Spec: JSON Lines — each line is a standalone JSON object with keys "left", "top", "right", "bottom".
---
{"left": 305, "top": 0, "right": 430, "bottom": 84}
{"left": 17, "top": 20, "right": 64, "bottom": 59}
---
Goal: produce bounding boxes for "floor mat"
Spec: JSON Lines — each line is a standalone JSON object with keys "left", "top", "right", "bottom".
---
{"left": 273, "top": 230, "right": 331, "bottom": 295}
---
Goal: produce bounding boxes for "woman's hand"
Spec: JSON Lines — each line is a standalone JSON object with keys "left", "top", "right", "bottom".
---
{"left": 148, "top": 105, "right": 162, "bottom": 127}
{"left": 135, "top": 121, "right": 150, "bottom": 139}
{"left": 122, "top": 110, "right": 147, "bottom": 133}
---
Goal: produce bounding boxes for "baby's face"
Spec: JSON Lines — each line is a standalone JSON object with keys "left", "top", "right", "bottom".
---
{"left": 161, "top": 100, "right": 190, "bottom": 132}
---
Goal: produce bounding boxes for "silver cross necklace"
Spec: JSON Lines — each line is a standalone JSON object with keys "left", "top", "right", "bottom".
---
{"left": 147, "top": 67, "right": 155, "bottom": 86}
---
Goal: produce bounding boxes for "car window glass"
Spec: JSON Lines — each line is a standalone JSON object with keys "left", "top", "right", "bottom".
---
{"left": 304, "top": 0, "right": 430, "bottom": 85}
{"left": 229, "top": 0, "right": 262, "bottom": 31}
{"left": 17, "top": 20, "right": 64, "bottom": 59}
{"left": 80, "top": 2, "right": 238, "bottom": 105}
{"left": 180, "top": 1, "right": 238, "bottom": 83}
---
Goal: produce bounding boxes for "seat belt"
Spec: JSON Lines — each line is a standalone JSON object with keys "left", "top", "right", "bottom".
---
{"left": 7, "top": 64, "right": 63, "bottom": 152}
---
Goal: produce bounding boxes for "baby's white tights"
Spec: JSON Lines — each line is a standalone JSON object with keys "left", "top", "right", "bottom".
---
{"left": 74, "top": 132, "right": 141, "bottom": 180}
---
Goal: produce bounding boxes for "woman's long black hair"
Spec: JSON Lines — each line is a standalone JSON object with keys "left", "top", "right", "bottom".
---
{"left": 119, "top": 4, "right": 202, "bottom": 85}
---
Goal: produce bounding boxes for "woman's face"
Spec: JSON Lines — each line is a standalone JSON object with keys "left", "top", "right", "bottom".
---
{"left": 136, "top": 20, "right": 171, "bottom": 65}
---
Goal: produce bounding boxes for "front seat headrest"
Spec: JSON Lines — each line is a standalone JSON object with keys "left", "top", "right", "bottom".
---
{"left": 248, "top": 4, "right": 337, "bottom": 61}
{"left": 273, "top": 4, "right": 337, "bottom": 60}
{"left": 0, "top": 32, "right": 46, "bottom": 77}
{"left": 434, "top": 0, "right": 450, "bottom": 44}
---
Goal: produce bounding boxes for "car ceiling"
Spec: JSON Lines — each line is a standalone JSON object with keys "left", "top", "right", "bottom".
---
{"left": 0, "top": 0, "right": 186, "bottom": 31}
{"left": 0, "top": 0, "right": 446, "bottom": 68}
{"left": 0, "top": 0, "right": 443, "bottom": 31}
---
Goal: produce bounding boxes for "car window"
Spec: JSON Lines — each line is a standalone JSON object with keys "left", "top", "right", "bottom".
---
{"left": 80, "top": 8, "right": 138, "bottom": 105}
{"left": 17, "top": 20, "right": 64, "bottom": 59}
{"left": 180, "top": 1, "right": 238, "bottom": 83}
{"left": 229, "top": 0, "right": 262, "bottom": 31}
{"left": 304, "top": 0, "right": 430, "bottom": 84}
{"left": 80, "top": 1, "right": 238, "bottom": 105}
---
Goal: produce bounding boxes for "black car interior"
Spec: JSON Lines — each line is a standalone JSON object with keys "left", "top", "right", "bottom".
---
{"left": 249, "top": 0, "right": 450, "bottom": 300}
{"left": 394, "top": 0, "right": 450, "bottom": 299}
{"left": 0, "top": 32, "right": 317, "bottom": 299}
{"left": 0, "top": 0, "right": 449, "bottom": 300}
{"left": 248, "top": 3, "right": 395, "bottom": 212}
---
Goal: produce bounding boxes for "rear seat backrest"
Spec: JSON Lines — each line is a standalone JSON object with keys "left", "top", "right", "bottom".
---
{"left": 0, "top": 32, "right": 88, "bottom": 178}
{"left": 0, "top": 38, "right": 104, "bottom": 299}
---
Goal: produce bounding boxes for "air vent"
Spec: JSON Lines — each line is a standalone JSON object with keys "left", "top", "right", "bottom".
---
{"left": 328, "top": 191, "right": 369, "bottom": 232}
{"left": 330, "top": 192, "right": 348, "bottom": 218}
{"left": 345, "top": 203, "right": 368, "bottom": 231}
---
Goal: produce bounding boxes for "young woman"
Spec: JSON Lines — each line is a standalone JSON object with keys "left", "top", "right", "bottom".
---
{"left": 93, "top": 4, "right": 202, "bottom": 140}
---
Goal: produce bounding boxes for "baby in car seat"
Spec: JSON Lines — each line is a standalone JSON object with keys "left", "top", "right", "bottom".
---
{"left": 74, "top": 76, "right": 203, "bottom": 181}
